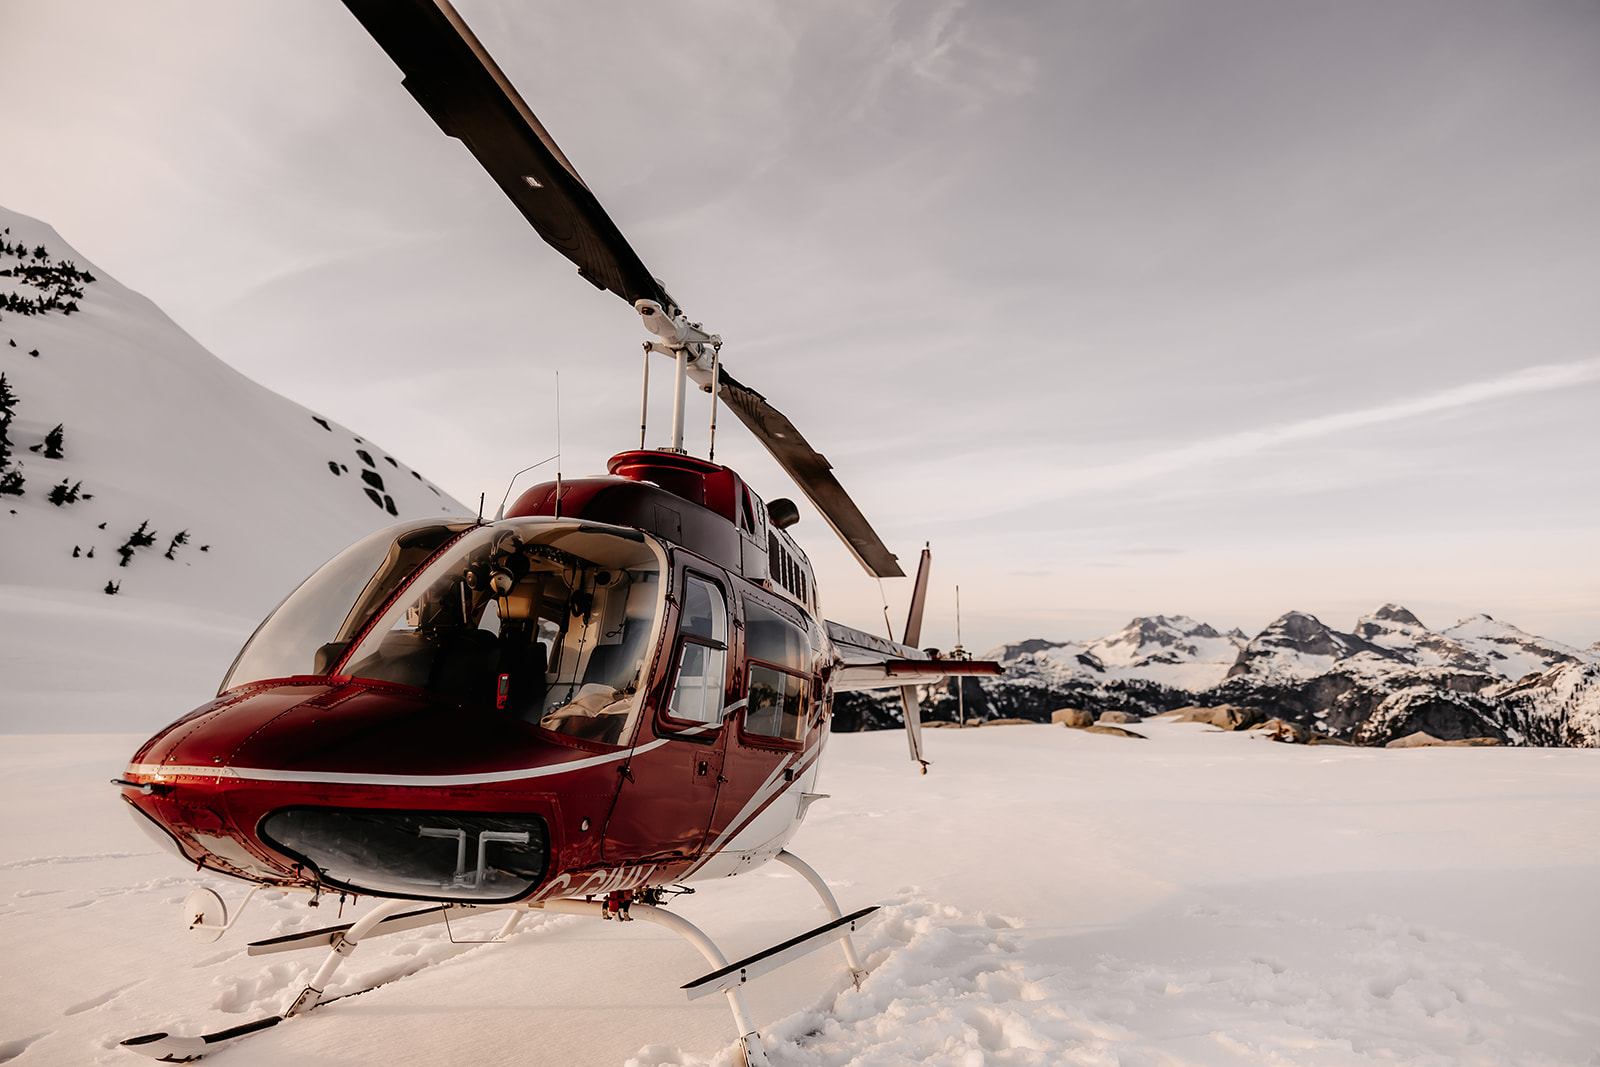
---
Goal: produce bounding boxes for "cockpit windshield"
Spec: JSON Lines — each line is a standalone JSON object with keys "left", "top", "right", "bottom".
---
{"left": 221, "top": 519, "right": 666, "bottom": 748}
{"left": 221, "top": 519, "right": 472, "bottom": 695}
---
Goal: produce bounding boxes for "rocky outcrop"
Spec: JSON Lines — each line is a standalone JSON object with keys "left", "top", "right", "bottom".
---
{"left": 1385, "top": 731, "right": 1503, "bottom": 748}
{"left": 1492, "top": 663, "right": 1600, "bottom": 747}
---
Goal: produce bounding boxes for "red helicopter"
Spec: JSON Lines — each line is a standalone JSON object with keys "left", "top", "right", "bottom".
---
{"left": 113, "top": 2, "right": 1001, "bottom": 1063}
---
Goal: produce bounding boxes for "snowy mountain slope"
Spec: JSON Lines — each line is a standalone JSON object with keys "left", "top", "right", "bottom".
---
{"left": 1441, "top": 613, "right": 1594, "bottom": 681}
{"left": 0, "top": 205, "right": 468, "bottom": 731}
{"left": 1491, "top": 661, "right": 1600, "bottom": 748}
{"left": 0, "top": 205, "right": 467, "bottom": 614}
{"left": 1225, "top": 610, "right": 1393, "bottom": 681}
{"left": 1083, "top": 614, "right": 1244, "bottom": 688}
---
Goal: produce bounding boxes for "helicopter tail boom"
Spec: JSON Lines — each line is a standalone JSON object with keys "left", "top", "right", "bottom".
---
{"left": 825, "top": 621, "right": 1001, "bottom": 692}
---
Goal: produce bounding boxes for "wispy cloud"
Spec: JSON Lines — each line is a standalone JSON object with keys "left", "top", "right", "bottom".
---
{"left": 1054, "top": 356, "right": 1600, "bottom": 495}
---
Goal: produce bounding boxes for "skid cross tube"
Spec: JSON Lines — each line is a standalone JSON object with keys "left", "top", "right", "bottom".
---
{"left": 284, "top": 898, "right": 417, "bottom": 1017}
{"left": 774, "top": 849, "right": 868, "bottom": 985}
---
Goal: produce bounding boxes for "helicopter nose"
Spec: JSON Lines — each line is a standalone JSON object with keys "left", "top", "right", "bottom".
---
{"left": 119, "top": 679, "right": 567, "bottom": 898}
{"left": 117, "top": 682, "right": 356, "bottom": 881}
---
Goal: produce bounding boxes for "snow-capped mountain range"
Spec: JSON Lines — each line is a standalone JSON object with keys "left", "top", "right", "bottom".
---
{"left": 840, "top": 609, "right": 1599, "bottom": 747}
{"left": 1229, "top": 605, "right": 1595, "bottom": 684}
{"left": 987, "top": 615, "right": 1249, "bottom": 692}
{"left": 0, "top": 205, "right": 467, "bottom": 614}
{"left": 983, "top": 607, "right": 1595, "bottom": 696}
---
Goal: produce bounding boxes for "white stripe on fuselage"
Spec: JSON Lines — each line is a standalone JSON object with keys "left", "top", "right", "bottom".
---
{"left": 122, "top": 708, "right": 731, "bottom": 789}
{"left": 124, "top": 737, "right": 670, "bottom": 789}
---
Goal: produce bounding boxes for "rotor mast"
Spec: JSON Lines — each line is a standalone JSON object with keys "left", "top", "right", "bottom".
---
{"left": 636, "top": 299, "right": 720, "bottom": 454}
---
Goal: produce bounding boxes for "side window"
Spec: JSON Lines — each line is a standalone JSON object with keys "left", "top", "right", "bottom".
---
{"left": 745, "top": 601, "right": 807, "bottom": 671}
{"left": 668, "top": 575, "right": 727, "bottom": 724}
{"left": 740, "top": 488, "right": 757, "bottom": 535}
{"left": 742, "top": 599, "right": 810, "bottom": 742}
{"left": 745, "top": 664, "right": 806, "bottom": 741}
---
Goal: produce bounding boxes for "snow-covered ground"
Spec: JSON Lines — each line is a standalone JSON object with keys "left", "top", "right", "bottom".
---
{"left": 3, "top": 713, "right": 1596, "bottom": 1065}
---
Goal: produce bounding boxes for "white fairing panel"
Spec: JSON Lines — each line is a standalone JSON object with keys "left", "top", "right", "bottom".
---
{"left": 684, "top": 748, "right": 824, "bottom": 881}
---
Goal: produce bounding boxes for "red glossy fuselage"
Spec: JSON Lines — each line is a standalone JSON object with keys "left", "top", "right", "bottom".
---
{"left": 118, "top": 453, "right": 833, "bottom": 904}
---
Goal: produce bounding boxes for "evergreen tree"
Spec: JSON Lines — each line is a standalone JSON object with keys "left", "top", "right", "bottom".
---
{"left": 43, "top": 424, "right": 63, "bottom": 459}
{"left": 48, "top": 479, "right": 81, "bottom": 507}
{"left": 1, "top": 372, "right": 25, "bottom": 496}
{"left": 117, "top": 521, "right": 157, "bottom": 567}
{"left": 164, "top": 530, "right": 190, "bottom": 560}
{"left": 104, "top": 580, "right": 120, "bottom": 596}
{"left": 0, "top": 372, "right": 17, "bottom": 426}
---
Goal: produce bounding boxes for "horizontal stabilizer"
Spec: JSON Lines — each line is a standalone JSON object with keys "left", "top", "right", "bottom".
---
{"left": 833, "top": 658, "right": 1001, "bottom": 692}
{"left": 826, "top": 619, "right": 1003, "bottom": 693}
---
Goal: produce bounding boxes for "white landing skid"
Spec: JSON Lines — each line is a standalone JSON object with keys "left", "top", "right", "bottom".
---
{"left": 120, "top": 850, "right": 873, "bottom": 1067}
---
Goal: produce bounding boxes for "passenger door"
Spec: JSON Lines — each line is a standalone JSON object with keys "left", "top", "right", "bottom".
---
{"left": 704, "top": 594, "right": 812, "bottom": 855}
{"left": 601, "top": 569, "right": 731, "bottom": 864}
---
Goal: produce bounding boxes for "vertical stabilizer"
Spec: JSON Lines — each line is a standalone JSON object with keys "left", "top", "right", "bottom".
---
{"left": 900, "top": 545, "right": 933, "bottom": 771}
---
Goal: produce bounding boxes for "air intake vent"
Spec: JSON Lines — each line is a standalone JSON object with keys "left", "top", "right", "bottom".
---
{"left": 261, "top": 808, "right": 548, "bottom": 903}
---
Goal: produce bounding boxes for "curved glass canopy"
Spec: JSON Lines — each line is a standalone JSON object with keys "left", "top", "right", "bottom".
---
{"left": 223, "top": 518, "right": 667, "bottom": 747}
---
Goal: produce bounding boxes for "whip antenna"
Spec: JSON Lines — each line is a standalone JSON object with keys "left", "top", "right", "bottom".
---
{"left": 554, "top": 371, "right": 562, "bottom": 519}
{"left": 494, "top": 453, "right": 560, "bottom": 520}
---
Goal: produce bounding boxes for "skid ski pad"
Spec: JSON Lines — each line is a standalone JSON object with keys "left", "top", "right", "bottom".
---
{"left": 121, "top": 1016, "right": 282, "bottom": 1062}
{"left": 682, "top": 905, "right": 878, "bottom": 1001}
{"left": 118, "top": 980, "right": 385, "bottom": 1061}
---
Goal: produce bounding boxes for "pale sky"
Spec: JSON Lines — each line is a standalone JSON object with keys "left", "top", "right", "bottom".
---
{"left": 4, "top": 0, "right": 1598, "bottom": 652}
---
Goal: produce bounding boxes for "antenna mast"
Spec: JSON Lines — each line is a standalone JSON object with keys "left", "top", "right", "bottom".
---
{"left": 554, "top": 372, "right": 562, "bottom": 518}
{"left": 954, "top": 584, "right": 967, "bottom": 728}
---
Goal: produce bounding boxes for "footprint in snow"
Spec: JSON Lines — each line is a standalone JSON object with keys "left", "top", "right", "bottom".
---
{"left": 0, "top": 1032, "right": 47, "bottom": 1061}
{"left": 63, "top": 980, "right": 141, "bottom": 1016}
{"left": 0, "top": 851, "right": 150, "bottom": 870}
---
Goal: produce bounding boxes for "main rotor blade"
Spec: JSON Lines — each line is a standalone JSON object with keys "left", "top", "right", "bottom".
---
{"left": 717, "top": 369, "right": 904, "bottom": 578}
{"left": 342, "top": 0, "right": 669, "bottom": 308}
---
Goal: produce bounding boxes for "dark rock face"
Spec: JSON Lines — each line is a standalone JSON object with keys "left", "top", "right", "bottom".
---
{"left": 1369, "top": 604, "right": 1422, "bottom": 626}
{"left": 1351, "top": 689, "right": 1511, "bottom": 746}
{"left": 1226, "top": 611, "right": 1392, "bottom": 679}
